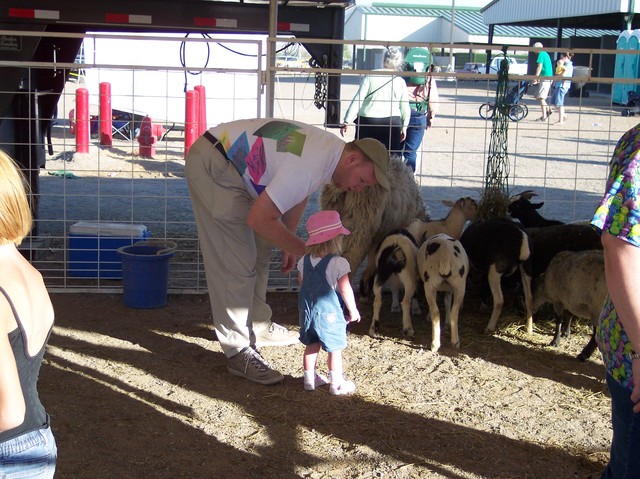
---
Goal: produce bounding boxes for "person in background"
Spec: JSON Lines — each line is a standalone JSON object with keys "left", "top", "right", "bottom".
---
{"left": 297, "top": 210, "right": 360, "bottom": 396}
{"left": 551, "top": 52, "right": 574, "bottom": 125}
{"left": 340, "top": 47, "right": 410, "bottom": 156}
{"left": 590, "top": 124, "right": 640, "bottom": 478}
{"left": 401, "top": 64, "right": 439, "bottom": 174}
{"left": 532, "top": 41, "right": 554, "bottom": 121}
{"left": 185, "top": 119, "right": 389, "bottom": 385}
{"left": 0, "top": 150, "right": 57, "bottom": 478}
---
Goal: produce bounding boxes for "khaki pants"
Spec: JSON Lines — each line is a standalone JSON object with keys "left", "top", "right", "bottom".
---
{"left": 185, "top": 135, "right": 273, "bottom": 357}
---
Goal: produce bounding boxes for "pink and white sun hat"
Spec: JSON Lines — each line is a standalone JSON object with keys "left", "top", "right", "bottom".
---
{"left": 305, "top": 210, "right": 351, "bottom": 246}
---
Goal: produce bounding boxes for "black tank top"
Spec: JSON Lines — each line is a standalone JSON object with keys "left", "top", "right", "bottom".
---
{"left": 0, "top": 286, "right": 51, "bottom": 442}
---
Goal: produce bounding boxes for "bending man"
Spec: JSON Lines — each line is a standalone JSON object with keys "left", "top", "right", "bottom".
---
{"left": 185, "top": 119, "right": 389, "bottom": 385}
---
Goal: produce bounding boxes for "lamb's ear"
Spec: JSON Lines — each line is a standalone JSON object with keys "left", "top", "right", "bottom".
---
{"left": 532, "top": 202, "right": 544, "bottom": 209}
{"left": 442, "top": 200, "right": 454, "bottom": 207}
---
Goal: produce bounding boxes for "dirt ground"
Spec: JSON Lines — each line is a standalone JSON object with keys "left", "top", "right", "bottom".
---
{"left": 43, "top": 290, "right": 611, "bottom": 479}
{"left": 35, "top": 79, "right": 618, "bottom": 478}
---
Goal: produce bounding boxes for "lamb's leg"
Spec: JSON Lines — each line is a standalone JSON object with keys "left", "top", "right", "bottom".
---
{"left": 519, "top": 265, "right": 534, "bottom": 334}
{"left": 449, "top": 287, "right": 465, "bottom": 349}
{"left": 549, "top": 305, "right": 567, "bottom": 347}
{"left": 410, "top": 295, "right": 422, "bottom": 315}
{"left": 485, "top": 265, "right": 504, "bottom": 334}
{"left": 369, "top": 279, "right": 383, "bottom": 338}
{"left": 425, "top": 284, "right": 441, "bottom": 352}
{"left": 550, "top": 311, "right": 563, "bottom": 347}
{"left": 561, "top": 314, "right": 573, "bottom": 338}
{"left": 358, "top": 248, "right": 377, "bottom": 300}
{"left": 577, "top": 327, "right": 597, "bottom": 362}
{"left": 390, "top": 282, "right": 402, "bottom": 313}
{"left": 400, "top": 279, "right": 416, "bottom": 337}
{"left": 443, "top": 290, "right": 452, "bottom": 326}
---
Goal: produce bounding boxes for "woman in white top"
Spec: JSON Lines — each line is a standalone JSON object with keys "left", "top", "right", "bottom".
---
{"left": 340, "top": 47, "right": 410, "bottom": 156}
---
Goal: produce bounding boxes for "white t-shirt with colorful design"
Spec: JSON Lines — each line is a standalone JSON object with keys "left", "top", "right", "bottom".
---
{"left": 210, "top": 119, "right": 345, "bottom": 214}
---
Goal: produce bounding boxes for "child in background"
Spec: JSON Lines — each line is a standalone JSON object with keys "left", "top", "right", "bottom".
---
{"left": 297, "top": 210, "right": 361, "bottom": 395}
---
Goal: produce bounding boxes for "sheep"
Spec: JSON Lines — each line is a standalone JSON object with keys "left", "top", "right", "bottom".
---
{"left": 508, "top": 190, "right": 563, "bottom": 227}
{"left": 417, "top": 234, "right": 469, "bottom": 352}
{"left": 368, "top": 221, "right": 423, "bottom": 338}
{"left": 415, "top": 196, "right": 478, "bottom": 243}
{"left": 320, "top": 155, "right": 428, "bottom": 297}
{"left": 367, "top": 197, "right": 477, "bottom": 338}
{"left": 497, "top": 223, "right": 602, "bottom": 332}
{"left": 533, "top": 249, "right": 605, "bottom": 361}
{"left": 460, "top": 217, "right": 534, "bottom": 334}
{"left": 525, "top": 223, "right": 602, "bottom": 279}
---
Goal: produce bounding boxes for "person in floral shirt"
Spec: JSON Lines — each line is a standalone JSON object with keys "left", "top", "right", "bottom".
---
{"left": 591, "top": 123, "right": 640, "bottom": 478}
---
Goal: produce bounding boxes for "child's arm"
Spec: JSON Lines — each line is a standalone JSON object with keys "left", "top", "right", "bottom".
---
{"left": 337, "top": 273, "right": 360, "bottom": 323}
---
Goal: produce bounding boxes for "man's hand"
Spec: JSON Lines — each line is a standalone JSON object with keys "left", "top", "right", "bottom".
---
{"left": 280, "top": 251, "right": 297, "bottom": 274}
{"left": 340, "top": 123, "right": 348, "bottom": 137}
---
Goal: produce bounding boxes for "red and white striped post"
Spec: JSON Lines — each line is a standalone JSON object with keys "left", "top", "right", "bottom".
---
{"left": 75, "top": 87, "right": 90, "bottom": 154}
{"left": 99, "top": 82, "right": 112, "bottom": 147}
{"left": 194, "top": 85, "right": 207, "bottom": 136}
{"left": 184, "top": 89, "right": 199, "bottom": 158}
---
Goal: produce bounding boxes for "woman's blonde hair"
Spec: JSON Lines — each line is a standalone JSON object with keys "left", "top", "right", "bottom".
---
{"left": 0, "top": 150, "right": 32, "bottom": 245}
{"left": 305, "top": 235, "right": 343, "bottom": 258}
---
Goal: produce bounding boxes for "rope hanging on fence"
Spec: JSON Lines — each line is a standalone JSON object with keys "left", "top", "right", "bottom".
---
{"left": 479, "top": 47, "right": 512, "bottom": 219}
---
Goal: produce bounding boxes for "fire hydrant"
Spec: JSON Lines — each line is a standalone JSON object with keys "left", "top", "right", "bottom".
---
{"left": 137, "top": 116, "right": 164, "bottom": 158}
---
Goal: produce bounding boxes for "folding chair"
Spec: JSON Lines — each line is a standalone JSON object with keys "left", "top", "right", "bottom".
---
{"left": 112, "top": 112, "right": 133, "bottom": 141}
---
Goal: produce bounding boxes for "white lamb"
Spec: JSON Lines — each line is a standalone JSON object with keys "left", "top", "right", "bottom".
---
{"left": 368, "top": 220, "right": 424, "bottom": 338}
{"left": 367, "top": 197, "right": 477, "bottom": 339}
{"left": 417, "top": 233, "right": 469, "bottom": 352}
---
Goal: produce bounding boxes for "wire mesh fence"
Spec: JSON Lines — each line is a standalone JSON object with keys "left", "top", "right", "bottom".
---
{"left": 2, "top": 32, "right": 638, "bottom": 293}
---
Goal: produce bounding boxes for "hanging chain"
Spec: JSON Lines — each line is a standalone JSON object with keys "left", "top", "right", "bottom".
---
{"left": 310, "top": 55, "right": 328, "bottom": 110}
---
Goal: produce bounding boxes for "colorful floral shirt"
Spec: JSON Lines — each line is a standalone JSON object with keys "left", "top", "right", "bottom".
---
{"left": 590, "top": 123, "right": 640, "bottom": 390}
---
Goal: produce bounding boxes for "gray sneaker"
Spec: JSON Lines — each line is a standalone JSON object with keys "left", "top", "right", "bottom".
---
{"left": 227, "top": 347, "right": 283, "bottom": 385}
{"left": 254, "top": 322, "right": 299, "bottom": 347}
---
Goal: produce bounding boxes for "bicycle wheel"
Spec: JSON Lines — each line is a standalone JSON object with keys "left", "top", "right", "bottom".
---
{"left": 479, "top": 103, "right": 495, "bottom": 120}
{"left": 508, "top": 104, "right": 528, "bottom": 122}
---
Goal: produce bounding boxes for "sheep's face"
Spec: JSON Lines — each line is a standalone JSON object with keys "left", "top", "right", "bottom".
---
{"left": 508, "top": 197, "right": 543, "bottom": 221}
{"left": 460, "top": 197, "right": 479, "bottom": 221}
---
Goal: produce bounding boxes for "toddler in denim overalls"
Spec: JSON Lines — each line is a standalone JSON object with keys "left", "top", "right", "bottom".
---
{"left": 297, "top": 210, "right": 361, "bottom": 395}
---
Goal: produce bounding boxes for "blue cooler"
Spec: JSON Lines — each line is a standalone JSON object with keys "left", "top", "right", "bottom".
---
{"left": 68, "top": 222, "right": 150, "bottom": 278}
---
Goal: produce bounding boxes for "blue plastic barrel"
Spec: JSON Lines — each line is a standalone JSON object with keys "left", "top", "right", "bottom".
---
{"left": 117, "top": 241, "right": 176, "bottom": 308}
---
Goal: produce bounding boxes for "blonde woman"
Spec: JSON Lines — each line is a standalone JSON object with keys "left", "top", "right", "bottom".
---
{"left": 0, "top": 150, "right": 56, "bottom": 477}
{"left": 341, "top": 47, "right": 410, "bottom": 156}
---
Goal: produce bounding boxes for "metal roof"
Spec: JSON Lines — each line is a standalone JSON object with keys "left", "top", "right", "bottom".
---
{"left": 359, "top": 6, "right": 621, "bottom": 38}
{"left": 481, "top": 0, "right": 640, "bottom": 30}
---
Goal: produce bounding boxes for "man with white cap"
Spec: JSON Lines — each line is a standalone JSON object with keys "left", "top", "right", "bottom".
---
{"left": 185, "top": 119, "right": 389, "bottom": 385}
{"left": 532, "top": 42, "right": 554, "bottom": 121}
